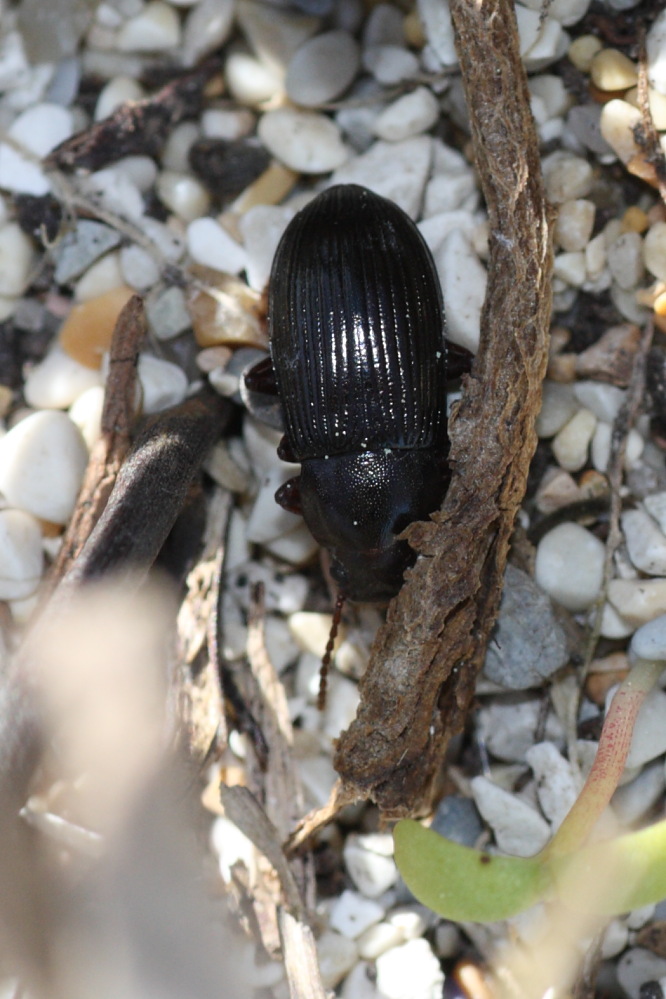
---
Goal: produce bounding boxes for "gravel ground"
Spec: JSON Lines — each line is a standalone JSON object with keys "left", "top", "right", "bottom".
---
{"left": 2, "top": 0, "right": 666, "bottom": 997}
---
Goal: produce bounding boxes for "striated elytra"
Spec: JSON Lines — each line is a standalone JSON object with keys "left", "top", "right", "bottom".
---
{"left": 269, "top": 183, "right": 451, "bottom": 603}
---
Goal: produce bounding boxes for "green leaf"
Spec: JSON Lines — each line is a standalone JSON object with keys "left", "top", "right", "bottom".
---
{"left": 552, "top": 818, "right": 666, "bottom": 916}
{"left": 394, "top": 820, "right": 552, "bottom": 922}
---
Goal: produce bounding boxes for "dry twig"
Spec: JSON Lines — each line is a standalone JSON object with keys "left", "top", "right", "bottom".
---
{"left": 48, "top": 294, "right": 145, "bottom": 587}
{"left": 334, "top": 0, "right": 553, "bottom": 816}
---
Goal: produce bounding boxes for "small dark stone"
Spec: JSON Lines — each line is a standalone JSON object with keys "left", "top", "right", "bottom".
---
{"left": 647, "top": 347, "right": 666, "bottom": 435}
{"left": 188, "top": 138, "right": 270, "bottom": 206}
{"left": 430, "top": 795, "right": 484, "bottom": 848}
{"left": 639, "top": 982, "right": 664, "bottom": 999}
{"left": 0, "top": 321, "right": 22, "bottom": 389}
{"left": 14, "top": 194, "right": 63, "bottom": 244}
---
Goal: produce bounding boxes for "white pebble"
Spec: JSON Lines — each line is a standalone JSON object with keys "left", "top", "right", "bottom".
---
{"left": 478, "top": 697, "right": 564, "bottom": 763}
{"left": 225, "top": 51, "right": 284, "bottom": 107}
{"left": 535, "top": 522, "right": 605, "bottom": 611}
{"left": 613, "top": 760, "right": 666, "bottom": 824}
{"left": 375, "top": 939, "right": 444, "bottom": 999}
{"left": 601, "top": 920, "right": 630, "bottom": 960}
{"left": 187, "top": 217, "right": 247, "bottom": 274}
{"left": 246, "top": 467, "right": 302, "bottom": 544}
{"left": 0, "top": 223, "right": 34, "bottom": 297}
{"left": 471, "top": 776, "right": 551, "bottom": 856}
{"left": 542, "top": 151, "right": 593, "bottom": 203}
{"left": 322, "top": 674, "right": 360, "bottom": 741}
{"left": 551, "top": 406, "right": 596, "bottom": 471}
{"left": 432, "top": 228, "right": 486, "bottom": 353}
{"left": 141, "top": 216, "right": 185, "bottom": 263}
{"left": 340, "top": 961, "right": 380, "bottom": 999}
{"left": 69, "top": 385, "right": 105, "bottom": 450}
{"left": 286, "top": 30, "right": 360, "bottom": 107}
{"left": 622, "top": 508, "right": 666, "bottom": 576}
{"left": 137, "top": 354, "right": 188, "bottom": 414}
{"left": 94, "top": 75, "right": 144, "bottom": 120}
{"left": 0, "top": 103, "right": 73, "bottom": 196}
{"left": 363, "top": 3, "right": 404, "bottom": 46}
{"left": 609, "top": 579, "right": 666, "bottom": 628}
{"left": 622, "top": 685, "right": 666, "bottom": 767}
{"left": 82, "top": 166, "right": 145, "bottom": 220}
{"left": 648, "top": 9, "right": 666, "bottom": 97}
{"left": 162, "top": 121, "right": 200, "bottom": 172}
{"left": 258, "top": 109, "right": 348, "bottom": 174}
{"left": 343, "top": 833, "right": 398, "bottom": 899}
{"left": 331, "top": 136, "right": 432, "bottom": 219}
{"left": 630, "top": 613, "right": 666, "bottom": 663}
{"left": 553, "top": 250, "right": 586, "bottom": 287}
{"left": 536, "top": 381, "right": 578, "bottom": 438}
{"left": 597, "top": 601, "right": 634, "bottom": 639}
{"left": 156, "top": 170, "right": 210, "bottom": 222}
{"left": 644, "top": 222, "right": 666, "bottom": 283}
{"left": 617, "top": 949, "right": 666, "bottom": 999}
{"left": 599, "top": 99, "right": 642, "bottom": 164}
{"left": 585, "top": 232, "right": 607, "bottom": 280}
{"left": 114, "top": 155, "right": 158, "bottom": 193}
{"left": 201, "top": 108, "right": 254, "bottom": 141}
{"left": 573, "top": 380, "right": 625, "bottom": 422}
{"left": 182, "top": 0, "right": 235, "bottom": 67}
{"left": 317, "top": 931, "right": 358, "bottom": 990}
{"left": 372, "top": 87, "right": 439, "bottom": 142}
{"left": 529, "top": 72, "right": 570, "bottom": 116}
{"left": 239, "top": 204, "right": 294, "bottom": 292}
{"left": 525, "top": 741, "right": 580, "bottom": 831}
{"left": 0, "top": 509, "right": 43, "bottom": 600}
{"left": 24, "top": 345, "right": 103, "bottom": 409}
{"left": 554, "top": 199, "right": 595, "bottom": 252}
{"left": 0, "top": 411, "right": 88, "bottom": 524}
{"left": 423, "top": 144, "right": 477, "bottom": 215}
{"left": 607, "top": 231, "right": 644, "bottom": 290}
{"left": 417, "top": 0, "right": 457, "bottom": 66}
{"left": 645, "top": 492, "right": 666, "bottom": 534}
{"left": 117, "top": 0, "right": 180, "bottom": 51}
{"left": 520, "top": 11, "right": 568, "bottom": 70}
{"left": 329, "top": 890, "right": 385, "bottom": 940}
{"left": 591, "top": 421, "right": 643, "bottom": 473}
{"left": 362, "top": 44, "right": 419, "bottom": 85}
{"left": 75, "top": 252, "right": 124, "bottom": 301}
{"left": 119, "top": 244, "right": 160, "bottom": 290}
{"left": 357, "top": 922, "right": 405, "bottom": 960}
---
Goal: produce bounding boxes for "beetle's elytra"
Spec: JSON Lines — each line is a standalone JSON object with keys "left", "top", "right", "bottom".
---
{"left": 269, "top": 183, "right": 450, "bottom": 603}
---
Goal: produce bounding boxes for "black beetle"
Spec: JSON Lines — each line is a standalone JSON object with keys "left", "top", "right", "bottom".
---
{"left": 267, "top": 183, "right": 452, "bottom": 605}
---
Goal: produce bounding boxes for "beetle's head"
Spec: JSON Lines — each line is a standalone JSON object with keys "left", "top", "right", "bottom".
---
{"left": 299, "top": 449, "right": 449, "bottom": 604}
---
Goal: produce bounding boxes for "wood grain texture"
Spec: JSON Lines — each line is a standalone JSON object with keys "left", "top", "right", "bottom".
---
{"left": 334, "top": 0, "right": 554, "bottom": 815}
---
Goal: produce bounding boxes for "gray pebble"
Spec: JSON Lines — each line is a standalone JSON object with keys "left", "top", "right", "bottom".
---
{"left": 483, "top": 564, "right": 569, "bottom": 689}
{"left": 53, "top": 220, "right": 122, "bottom": 284}
{"left": 430, "top": 794, "right": 484, "bottom": 847}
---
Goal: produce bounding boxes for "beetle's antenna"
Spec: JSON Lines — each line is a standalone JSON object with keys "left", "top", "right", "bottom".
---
{"left": 318, "top": 590, "right": 346, "bottom": 711}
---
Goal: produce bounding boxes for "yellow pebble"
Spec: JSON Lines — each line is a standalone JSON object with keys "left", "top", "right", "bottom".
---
{"left": 624, "top": 85, "right": 666, "bottom": 130}
{"left": 590, "top": 48, "right": 638, "bottom": 92}
{"left": 654, "top": 291, "right": 666, "bottom": 317}
{"left": 403, "top": 10, "right": 425, "bottom": 48}
{"left": 232, "top": 162, "right": 298, "bottom": 215}
{"left": 621, "top": 205, "right": 649, "bottom": 234}
{"left": 568, "top": 35, "right": 603, "bottom": 73}
{"left": 59, "top": 286, "right": 135, "bottom": 369}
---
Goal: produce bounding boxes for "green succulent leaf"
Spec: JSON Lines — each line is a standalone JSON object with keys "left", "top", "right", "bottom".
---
{"left": 552, "top": 819, "right": 666, "bottom": 916}
{"left": 393, "top": 820, "right": 552, "bottom": 922}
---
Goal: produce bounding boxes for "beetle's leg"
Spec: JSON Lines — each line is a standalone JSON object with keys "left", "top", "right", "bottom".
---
{"left": 275, "top": 476, "right": 302, "bottom": 514}
{"left": 277, "top": 435, "right": 298, "bottom": 463}
{"left": 448, "top": 342, "right": 475, "bottom": 379}
{"left": 243, "top": 354, "right": 277, "bottom": 394}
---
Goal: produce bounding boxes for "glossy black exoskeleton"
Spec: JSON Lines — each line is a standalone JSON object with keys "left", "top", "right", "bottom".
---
{"left": 269, "top": 183, "right": 451, "bottom": 603}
